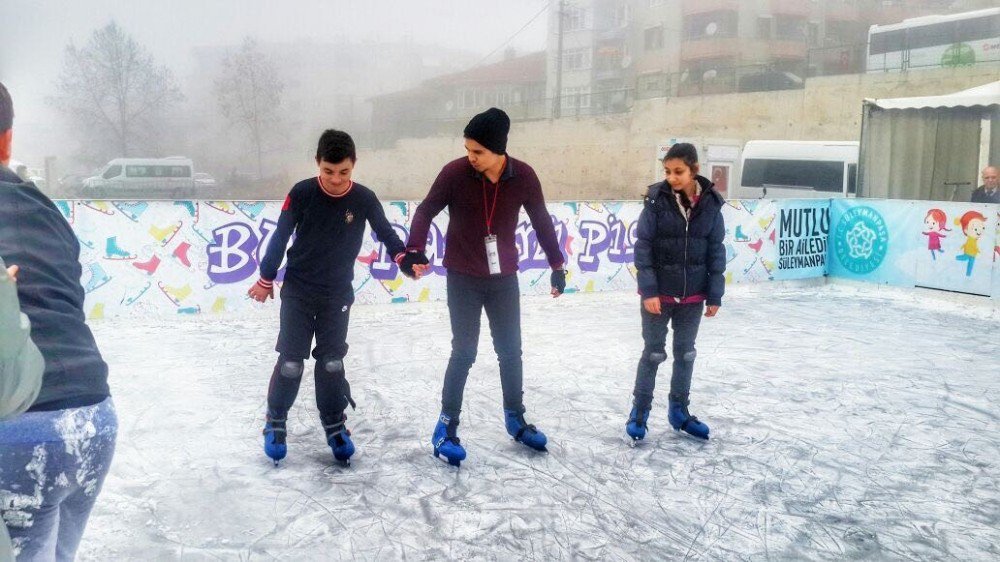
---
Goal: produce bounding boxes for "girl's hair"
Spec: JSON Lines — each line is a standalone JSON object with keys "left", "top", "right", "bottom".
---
{"left": 925, "top": 208, "right": 949, "bottom": 230}
{"left": 663, "top": 143, "right": 698, "bottom": 170}
{"left": 955, "top": 210, "right": 986, "bottom": 233}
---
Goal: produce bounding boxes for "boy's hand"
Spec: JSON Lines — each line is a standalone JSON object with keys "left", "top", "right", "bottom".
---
{"left": 6, "top": 265, "right": 18, "bottom": 282}
{"left": 399, "top": 251, "right": 430, "bottom": 279}
{"left": 247, "top": 279, "right": 274, "bottom": 302}
{"left": 642, "top": 297, "right": 661, "bottom": 315}
{"left": 704, "top": 305, "right": 720, "bottom": 317}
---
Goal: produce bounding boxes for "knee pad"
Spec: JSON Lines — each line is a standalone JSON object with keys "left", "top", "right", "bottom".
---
{"left": 646, "top": 351, "right": 667, "bottom": 365}
{"left": 321, "top": 357, "right": 345, "bottom": 375}
{"left": 679, "top": 349, "right": 697, "bottom": 362}
{"left": 279, "top": 360, "right": 304, "bottom": 379}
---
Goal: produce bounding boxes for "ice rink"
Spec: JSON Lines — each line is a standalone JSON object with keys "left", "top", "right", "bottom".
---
{"left": 79, "top": 283, "right": 999, "bottom": 560}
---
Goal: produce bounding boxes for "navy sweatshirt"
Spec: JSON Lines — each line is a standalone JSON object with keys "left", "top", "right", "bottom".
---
{"left": 0, "top": 167, "right": 110, "bottom": 411}
{"left": 407, "top": 156, "right": 564, "bottom": 277}
{"left": 259, "top": 178, "right": 405, "bottom": 304}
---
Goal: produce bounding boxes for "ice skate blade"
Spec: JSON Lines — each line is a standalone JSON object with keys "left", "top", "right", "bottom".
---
{"left": 433, "top": 451, "right": 462, "bottom": 468}
{"left": 672, "top": 427, "right": 710, "bottom": 441}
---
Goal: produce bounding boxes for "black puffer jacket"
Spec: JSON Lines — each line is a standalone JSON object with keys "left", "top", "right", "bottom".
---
{"left": 634, "top": 175, "right": 726, "bottom": 305}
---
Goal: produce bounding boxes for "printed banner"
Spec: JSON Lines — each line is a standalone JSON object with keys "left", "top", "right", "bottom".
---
{"left": 721, "top": 199, "right": 779, "bottom": 284}
{"left": 827, "top": 199, "right": 915, "bottom": 286}
{"left": 913, "top": 202, "right": 996, "bottom": 296}
{"left": 773, "top": 200, "right": 830, "bottom": 280}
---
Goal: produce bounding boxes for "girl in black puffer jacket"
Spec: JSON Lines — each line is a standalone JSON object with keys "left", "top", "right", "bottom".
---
{"left": 626, "top": 143, "right": 726, "bottom": 442}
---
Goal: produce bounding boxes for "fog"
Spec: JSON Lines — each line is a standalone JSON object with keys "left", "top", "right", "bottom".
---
{"left": 0, "top": 0, "right": 550, "bottom": 197}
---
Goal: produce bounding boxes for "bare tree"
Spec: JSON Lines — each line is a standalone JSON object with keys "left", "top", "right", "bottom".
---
{"left": 215, "top": 38, "right": 284, "bottom": 179}
{"left": 50, "top": 21, "right": 183, "bottom": 163}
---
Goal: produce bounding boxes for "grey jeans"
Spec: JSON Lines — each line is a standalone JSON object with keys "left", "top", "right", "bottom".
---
{"left": 632, "top": 301, "right": 704, "bottom": 408}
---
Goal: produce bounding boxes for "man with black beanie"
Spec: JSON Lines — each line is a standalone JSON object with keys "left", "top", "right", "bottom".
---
{"left": 399, "top": 107, "right": 567, "bottom": 467}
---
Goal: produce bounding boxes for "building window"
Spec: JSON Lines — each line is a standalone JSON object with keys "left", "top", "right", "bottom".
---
{"left": 644, "top": 26, "right": 664, "bottom": 51}
{"left": 757, "top": 17, "right": 772, "bottom": 40}
{"left": 615, "top": 3, "right": 630, "bottom": 28}
{"left": 462, "top": 89, "right": 474, "bottom": 109}
{"left": 808, "top": 22, "right": 820, "bottom": 46}
{"left": 563, "top": 7, "right": 586, "bottom": 31}
{"left": 562, "top": 86, "right": 591, "bottom": 109}
{"left": 563, "top": 48, "right": 592, "bottom": 70}
{"left": 775, "top": 16, "right": 806, "bottom": 41}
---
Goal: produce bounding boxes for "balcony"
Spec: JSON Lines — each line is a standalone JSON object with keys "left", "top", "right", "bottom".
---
{"left": 682, "top": 38, "right": 808, "bottom": 62}
{"left": 680, "top": 37, "right": 742, "bottom": 61}
{"left": 824, "top": 3, "right": 861, "bottom": 22}
{"left": 769, "top": 0, "right": 810, "bottom": 18}
{"left": 682, "top": 0, "right": 738, "bottom": 17}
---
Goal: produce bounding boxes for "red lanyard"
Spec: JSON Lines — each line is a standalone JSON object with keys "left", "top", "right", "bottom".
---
{"left": 482, "top": 177, "right": 501, "bottom": 235}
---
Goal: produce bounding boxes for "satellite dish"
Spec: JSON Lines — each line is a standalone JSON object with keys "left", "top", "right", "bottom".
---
{"left": 705, "top": 22, "right": 718, "bottom": 36}
{"left": 445, "top": 100, "right": 454, "bottom": 111}
{"left": 703, "top": 69, "right": 717, "bottom": 80}
{"left": 621, "top": 54, "right": 632, "bottom": 68}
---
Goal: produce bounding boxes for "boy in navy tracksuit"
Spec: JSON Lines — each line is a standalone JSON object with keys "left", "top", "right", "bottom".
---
{"left": 248, "top": 130, "right": 406, "bottom": 465}
{"left": 626, "top": 142, "right": 726, "bottom": 442}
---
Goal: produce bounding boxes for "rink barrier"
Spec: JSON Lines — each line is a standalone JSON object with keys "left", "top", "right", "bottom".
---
{"left": 49, "top": 199, "right": 998, "bottom": 319}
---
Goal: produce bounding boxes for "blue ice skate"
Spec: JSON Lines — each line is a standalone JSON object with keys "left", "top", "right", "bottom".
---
{"left": 323, "top": 414, "right": 355, "bottom": 465}
{"left": 263, "top": 417, "right": 287, "bottom": 465}
{"left": 504, "top": 409, "right": 548, "bottom": 452}
{"left": 626, "top": 405, "right": 650, "bottom": 442}
{"left": 668, "top": 400, "right": 710, "bottom": 440}
{"left": 432, "top": 413, "right": 466, "bottom": 467}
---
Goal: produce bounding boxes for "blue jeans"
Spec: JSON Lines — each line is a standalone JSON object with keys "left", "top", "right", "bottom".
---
{"left": 632, "top": 302, "right": 704, "bottom": 408}
{"left": 0, "top": 398, "right": 117, "bottom": 561}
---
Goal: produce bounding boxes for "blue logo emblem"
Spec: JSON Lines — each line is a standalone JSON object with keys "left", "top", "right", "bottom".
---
{"left": 834, "top": 206, "right": 889, "bottom": 274}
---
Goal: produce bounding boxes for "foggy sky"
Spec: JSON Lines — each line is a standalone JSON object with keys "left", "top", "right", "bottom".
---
{"left": 0, "top": 0, "right": 551, "bottom": 123}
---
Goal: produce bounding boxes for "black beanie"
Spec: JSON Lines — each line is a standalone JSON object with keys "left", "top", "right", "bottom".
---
{"left": 463, "top": 107, "right": 510, "bottom": 155}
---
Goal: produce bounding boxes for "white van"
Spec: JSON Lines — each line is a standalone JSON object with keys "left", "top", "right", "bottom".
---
{"left": 83, "top": 157, "right": 195, "bottom": 195}
{"left": 735, "top": 141, "right": 859, "bottom": 199}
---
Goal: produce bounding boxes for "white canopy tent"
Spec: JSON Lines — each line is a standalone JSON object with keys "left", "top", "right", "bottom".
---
{"left": 859, "top": 80, "right": 1000, "bottom": 201}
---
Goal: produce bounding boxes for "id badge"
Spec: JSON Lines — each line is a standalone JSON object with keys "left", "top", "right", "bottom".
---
{"left": 484, "top": 235, "right": 501, "bottom": 275}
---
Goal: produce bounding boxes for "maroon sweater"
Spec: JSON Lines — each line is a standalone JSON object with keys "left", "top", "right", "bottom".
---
{"left": 407, "top": 156, "right": 564, "bottom": 278}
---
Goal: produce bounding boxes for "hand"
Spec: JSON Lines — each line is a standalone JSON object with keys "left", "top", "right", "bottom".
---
{"left": 550, "top": 268, "right": 566, "bottom": 297}
{"left": 399, "top": 251, "right": 430, "bottom": 279}
{"left": 5, "top": 265, "right": 18, "bottom": 282}
{"left": 704, "top": 305, "right": 720, "bottom": 317}
{"left": 642, "top": 297, "right": 661, "bottom": 315}
{"left": 247, "top": 280, "right": 274, "bottom": 302}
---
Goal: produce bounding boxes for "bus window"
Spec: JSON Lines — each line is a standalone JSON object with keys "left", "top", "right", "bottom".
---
{"left": 742, "top": 159, "right": 845, "bottom": 192}
{"left": 102, "top": 165, "right": 122, "bottom": 180}
{"left": 870, "top": 30, "right": 905, "bottom": 55}
{"left": 847, "top": 163, "right": 857, "bottom": 195}
{"left": 906, "top": 21, "right": 955, "bottom": 50}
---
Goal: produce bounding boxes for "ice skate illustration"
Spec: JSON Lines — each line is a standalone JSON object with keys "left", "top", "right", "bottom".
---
{"left": 121, "top": 282, "right": 152, "bottom": 306}
{"left": 149, "top": 221, "right": 183, "bottom": 246}
{"left": 205, "top": 201, "right": 236, "bottom": 215}
{"left": 734, "top": 225, "right": 750, "bottom": 242}
{"left": 83, "top": 263, "right": 112, "bottom": 294}
{"left": 104, "top": 236, "right": 136, "bottom": 260}
{"left": 80, "top": 201, "right": 115, "bottom": 215}
{"left": 235, "top": 201, "right": 265, "bottom": 220}
{"left": 158, "top": 282, "right": 192, "bottom": 305}
{"left": 132, "top": 254, "right": 162, "bottom": 275}
{"left": 55, "top": 200, "right": 75, "bottom": 223}
{"left": 174, "top": 200, "right": 199, "bottom": 221}
{"left": 172, "top": 241, "right": 193, "bottom": 268}
{"left": 112, "top": 201, "right": 149, "bottom": 222}
{"left": 177, "top": 305, "right": 201, "bottom": 315}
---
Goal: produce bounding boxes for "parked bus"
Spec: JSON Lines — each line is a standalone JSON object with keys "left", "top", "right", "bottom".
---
{"left": 734, "top": 141, "right": 858, "bottom": 200}
{"left": 867, "top": 8, "right": 1000, "bottom": 72}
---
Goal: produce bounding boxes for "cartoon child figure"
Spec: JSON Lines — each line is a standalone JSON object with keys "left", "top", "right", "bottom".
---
{"left": 922, "top": 208, "right": 949, "bottom": 260}
{"left": 954, "top": 210, "right": 987, "bottom": 277}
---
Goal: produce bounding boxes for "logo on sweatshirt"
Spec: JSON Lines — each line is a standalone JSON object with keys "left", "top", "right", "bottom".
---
{"left": 345, "top": 210, "right": 354, "bottom": 224}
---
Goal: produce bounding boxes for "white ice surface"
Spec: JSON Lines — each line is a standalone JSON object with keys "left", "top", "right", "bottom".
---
{"left": 78, "top": 284, "right": 999, "bottom": 560}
